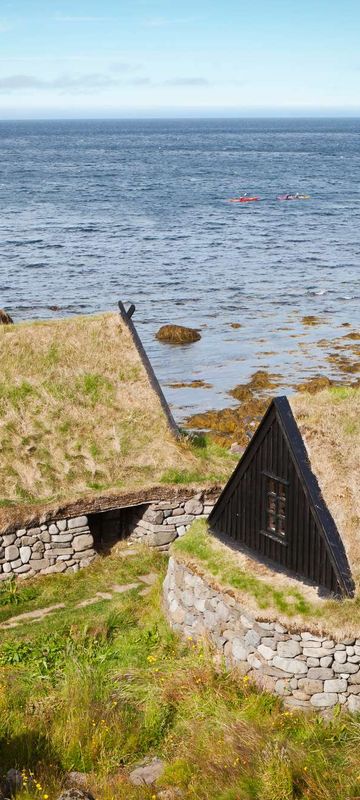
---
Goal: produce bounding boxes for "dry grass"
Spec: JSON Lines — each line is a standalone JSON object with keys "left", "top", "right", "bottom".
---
{"left": 291, "top": 386, "right": 360, "bottom": 587}
{"left": 0, "top": 313, "right": 231, "bottom": 529}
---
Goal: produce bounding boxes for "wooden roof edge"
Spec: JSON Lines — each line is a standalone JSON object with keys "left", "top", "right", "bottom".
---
{"left": 273, "top": 397, "right": 354, "bottom": 597}
{"left": 118, "top": 301, "right": 179, "bottom": 438}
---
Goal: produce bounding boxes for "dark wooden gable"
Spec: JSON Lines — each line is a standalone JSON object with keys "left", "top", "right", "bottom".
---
{"left": 209, "top": 396, "right": 354, "bottom": 597}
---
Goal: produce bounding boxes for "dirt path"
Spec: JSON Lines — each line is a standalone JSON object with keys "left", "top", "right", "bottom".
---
{"left": 0, "top": 570, "right": 158, "bottom": 630}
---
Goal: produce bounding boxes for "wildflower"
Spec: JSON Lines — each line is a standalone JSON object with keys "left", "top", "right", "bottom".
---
{"left": 43, "top": 795, "right": 49, "bottom": 799}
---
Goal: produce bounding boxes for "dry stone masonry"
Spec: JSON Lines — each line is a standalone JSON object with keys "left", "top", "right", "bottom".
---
{"left": 0, "top": 516, "right": 95, "bottom": 580}
{"left": 164, "top": 556, "right": 360, "bottom": 713}
{"left": 0, "top": 492, "right": 216, "bottom": 580}
{"left": 129, "top": 493, "right": 215, "bottom": 550}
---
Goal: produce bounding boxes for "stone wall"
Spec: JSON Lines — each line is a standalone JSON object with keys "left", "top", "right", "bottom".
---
{"left": 0, "top": 491, "right": 217, "bottom": 581}
{"left": 129, "top": 493, "right": 215, "bottom": 550}
{"left": 0, "top": 516, "right": 95, "bottom": 581}
{"left": 164, "top": 556, "right": 360, "bottom": 713}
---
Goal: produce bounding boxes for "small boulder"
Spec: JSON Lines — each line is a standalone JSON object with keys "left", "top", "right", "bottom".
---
{"left": 57, "top": 790, "right": 95, "bottom": 800}
{"left": 129, "top": 757, "right": 165, "bottom": 786}
{"left": 0, "top": 309, "right": 13, "bottom": 325}
{"left": 65, "top": 774, "right": 90, "bottom": 790}
{"left": 0, "top": 778, "right": 11, "bottom": 800}
{"left": 184, "top": 497, "right": 203, "bottom": 516}
{"left": 155, "top": 325, "right": 201, "bottom": 345}
{"left": 0, "top": 771, "right": 22, "bottom": 799}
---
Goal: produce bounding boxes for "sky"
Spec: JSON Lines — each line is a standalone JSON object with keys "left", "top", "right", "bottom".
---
{"left": 0, "top": 0, "right": 359, "bottom": 118}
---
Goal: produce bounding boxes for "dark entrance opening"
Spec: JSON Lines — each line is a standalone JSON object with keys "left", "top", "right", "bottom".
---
{"left": 88, "top": 504, "right": 150, "bottom": 553}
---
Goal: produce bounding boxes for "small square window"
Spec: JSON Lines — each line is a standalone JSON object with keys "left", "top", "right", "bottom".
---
{"left": 265, "top": 477, "right": 287, "bottom": 537}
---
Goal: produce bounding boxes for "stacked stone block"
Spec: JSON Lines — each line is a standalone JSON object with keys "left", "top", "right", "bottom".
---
{"left": 0, "top": 516, "right": 95, "bottom": 580}
{"left": 129, "top": 493, "right": 214, "bottom": 550}
{"left": 164, "top": 556, "right": 360, "bottom": 713}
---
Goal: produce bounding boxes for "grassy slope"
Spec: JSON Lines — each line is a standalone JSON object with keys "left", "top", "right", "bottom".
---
{"left": 0, "top": 313, "right": 234, "bottom": 527}
{"left": 1, "top": 547, "right": 360, "bottom": 800}
{"left": 174, "top": 521, "right": 360, "bottom": 637}
{"left": 291, "top": 386, "right": 360, "bottom": 586}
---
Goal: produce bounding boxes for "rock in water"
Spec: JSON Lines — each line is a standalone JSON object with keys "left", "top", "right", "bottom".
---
{"left": 155, "top": 325, "right": 201, "bottom": 344}
{"left": 0, "top": 309, "right": 13, "bottom": 325}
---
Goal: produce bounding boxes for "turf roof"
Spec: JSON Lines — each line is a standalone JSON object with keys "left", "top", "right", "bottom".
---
{"left": 0, "top": 312, "right": 228, "bottom": 532}
{"left": 290, "top": 385, "right": 360, "bottom": 590}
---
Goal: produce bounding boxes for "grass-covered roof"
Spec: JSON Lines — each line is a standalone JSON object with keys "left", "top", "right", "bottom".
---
{"left": 290, "top": 385, "right": 360, "bottom": 588}
{"left": 0, "top": 312, "right": 233, "bottom": 532}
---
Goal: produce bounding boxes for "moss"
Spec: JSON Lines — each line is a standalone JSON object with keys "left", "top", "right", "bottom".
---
{"left": 327, "top": 351, "right": 360, "bottom": 374}
{"left": 187, "top": 399, "right": 269, "bottom": 447}
{"left": 301, "top": 315, "right": 323, "bottom": 326}
{"left": 295, "top": 375, "right": 334, "bottom": 394}
{"left": 342, "top": 332, "right": 360, "bottom": 341}
{"left": 155, "top": 325, "right": 201, "bottom": 344}
{"left": 230, "top": 370, "right": 280, "bottom": 401}
{"left": 186, "top": 370, "right": 280, "bottom": 446}
{"left": 167, "top": 380, "right": 212, "bottom": 389}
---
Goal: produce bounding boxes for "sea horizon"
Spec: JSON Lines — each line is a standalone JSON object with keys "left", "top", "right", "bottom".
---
{"left": 1, "top": 116, "right": 359, "bottom": 420}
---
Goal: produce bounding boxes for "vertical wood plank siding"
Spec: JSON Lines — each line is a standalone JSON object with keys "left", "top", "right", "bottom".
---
{"left": 209, "top": 398, "right": 354, "bottom": 597}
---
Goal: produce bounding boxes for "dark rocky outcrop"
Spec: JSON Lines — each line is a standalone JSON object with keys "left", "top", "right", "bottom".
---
{"left": 155, "top": 324, "right": 201, "bottom": 344}
{"left": 0, "top": 309, "right": 13, "bottom": 325}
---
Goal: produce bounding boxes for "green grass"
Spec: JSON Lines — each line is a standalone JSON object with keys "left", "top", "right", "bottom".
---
{"left": 174, "top": 520, "right": 312, "bottom": 617}
{"left": 161, "top": 438, "right": 237, "bottom": 485}
{"left": 173, "top": 521, "right": 360, "bottom": 636}
{"left": 1, "top": 547, "right": 360, "bottom": 800}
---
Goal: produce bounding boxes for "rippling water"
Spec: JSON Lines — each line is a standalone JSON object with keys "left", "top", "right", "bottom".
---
{"left": 0, "top": 118, "right": 359, "bottom": 418}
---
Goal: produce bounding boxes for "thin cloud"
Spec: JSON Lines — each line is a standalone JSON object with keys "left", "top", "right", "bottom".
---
{"left": 0, "top": 73, "right": 149, "bottom": 93}
{"left": 163, "top": 77, "right": 210, "bottom": 87}
{"left": 109, "top": 62, "right": 142, "bottom": 73}
{"left": 143, "top": 16, "right": 202, "bottom": 28}
{"left": 0, "top": 75, "right": 45, "bottom": 89}
{"left": 54, "top": 16, "right": 116, "bottom": 23}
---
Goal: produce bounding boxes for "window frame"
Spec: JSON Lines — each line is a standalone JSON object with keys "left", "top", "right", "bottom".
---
{"left": 261, "top": 470, "right": 289, "bottom": 546}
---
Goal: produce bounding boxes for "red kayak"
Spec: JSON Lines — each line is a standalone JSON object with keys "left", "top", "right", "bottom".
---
{"left": 229, "top": 196, "right": 260, "bottom": 203}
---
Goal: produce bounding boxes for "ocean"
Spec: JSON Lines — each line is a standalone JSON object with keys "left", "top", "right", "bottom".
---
{"left": 0, "top": 117, "right": 359, "bottom": 418}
